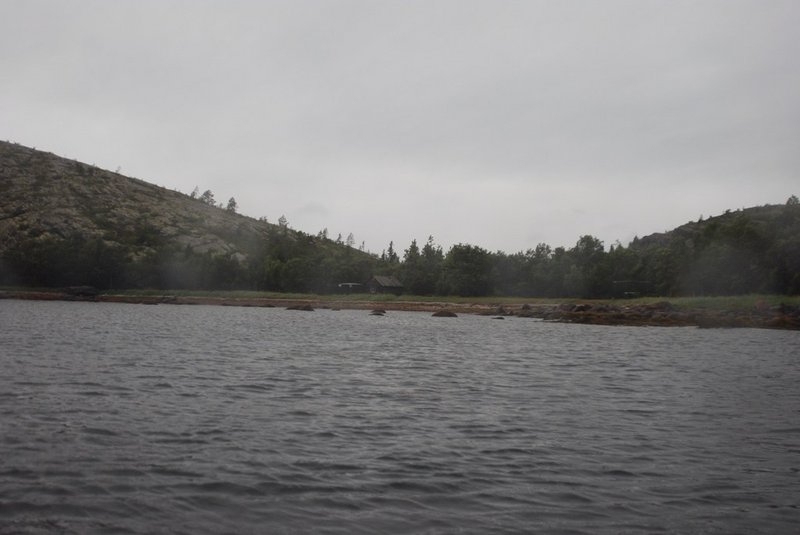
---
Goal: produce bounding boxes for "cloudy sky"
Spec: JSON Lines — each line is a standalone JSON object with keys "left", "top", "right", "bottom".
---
{"left": 2, "top": 1, "right": 798, "bottom": 254}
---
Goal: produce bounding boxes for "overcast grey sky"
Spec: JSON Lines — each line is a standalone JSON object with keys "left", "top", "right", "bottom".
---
{"left": 2, "top": 0, "right": 798, "bottom": 254}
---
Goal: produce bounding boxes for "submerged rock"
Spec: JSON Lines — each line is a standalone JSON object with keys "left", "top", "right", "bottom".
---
{"left": 286, "top": 304, "right": 314, "bottom": 311}
{"left": 432, "top": 310, "right": 458, "bottom": 318}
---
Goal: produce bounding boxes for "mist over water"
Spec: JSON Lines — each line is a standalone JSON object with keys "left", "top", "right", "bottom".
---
{"left": 1, "top": 300, "right": 798, "bottom": 534}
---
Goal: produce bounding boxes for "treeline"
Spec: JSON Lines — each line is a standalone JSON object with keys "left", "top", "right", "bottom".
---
{"left": 2, "top": 201, "right": 798, "bottom": 297}
{"left": 376, "top": 200, "right": 800, "bottom": 297}
{"left": 0, "top": 223, "right": 376, "bottom": 293}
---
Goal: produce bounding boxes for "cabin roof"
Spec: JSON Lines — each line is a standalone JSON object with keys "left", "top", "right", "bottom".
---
{"left": 370, "top": 275, "right": 403, "bottom": 288}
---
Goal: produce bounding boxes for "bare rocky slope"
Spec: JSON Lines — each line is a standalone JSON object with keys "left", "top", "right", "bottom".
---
{"left": 0, "top": 141, "right": 272, "bottom": 260}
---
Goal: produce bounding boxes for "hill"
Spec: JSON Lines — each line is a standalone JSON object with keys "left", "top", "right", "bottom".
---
{"left": 0, "top": 141, "right": 376, "bottom": 290}
{"left": 627, "top": 202, "right": 800, "bottom": 295}
{"left": 1, "top": 141, "right": 797, "bottom": 297}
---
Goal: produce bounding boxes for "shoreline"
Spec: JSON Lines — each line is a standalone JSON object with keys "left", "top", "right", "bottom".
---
{"left": 2, "top": 289, "right": 799, "bottom": 330}
{"left": 0, "top": 289, "right": 526, "bottom": 315}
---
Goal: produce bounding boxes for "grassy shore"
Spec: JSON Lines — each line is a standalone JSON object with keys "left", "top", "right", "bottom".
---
{"left": 2, "top": 286, "right": 798, "bottom": 311}
{"left": 3, "top": 287, "right": 799, "bottom": 329}
{"left": 106, "top": 289, "right": 800, "bottom": 309}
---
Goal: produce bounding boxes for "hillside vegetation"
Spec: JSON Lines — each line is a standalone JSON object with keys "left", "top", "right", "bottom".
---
{"left": 0, "top": 141, "right": 376, "bottom": 291}
{"left": 1, "top": 141, "right": 798, "bottom": 297}
{"left": 625, "top": 203, "right": 800, "bottom": 296}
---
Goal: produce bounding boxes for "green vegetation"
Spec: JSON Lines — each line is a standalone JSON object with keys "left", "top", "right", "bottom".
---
{"left": 1, "top": 141, "right": 798, "bottom": 298}
{"left": 7, "top": 286, "right": 796, "bottom": 314}
{"left": 372, "top": 200, "right": 800, "bottom": 298}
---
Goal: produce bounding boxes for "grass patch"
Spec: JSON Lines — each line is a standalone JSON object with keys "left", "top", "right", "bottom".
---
{"left": 98, "top": 291, "right": 800, "bottom": 310}
{"left": 646, "top": 295, "right": 800, "bottom": 310}
{"left": 575, "top": 294, "right": 800, "bottom": 311}
{"left": 3, "top": 286, "right": 798, "bottom": 310}
{"left": 0, "top": 285, "right": 65, "bottom": 294}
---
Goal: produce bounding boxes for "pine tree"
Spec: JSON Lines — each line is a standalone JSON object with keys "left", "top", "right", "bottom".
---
{"left": 199, "top": 190, "right": 215, "bottom": 205}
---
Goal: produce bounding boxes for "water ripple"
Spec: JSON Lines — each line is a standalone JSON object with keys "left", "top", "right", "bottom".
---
{"left": 1, "top": 301, "right": 798, "bottom": 534}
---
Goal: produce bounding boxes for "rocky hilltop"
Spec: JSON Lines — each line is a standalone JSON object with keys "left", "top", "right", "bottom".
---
{"left": 0, "top": 141, "right": 271, "bottom": 260}
{"left": 0, "top": 141, "right": 375, "bottom": 290}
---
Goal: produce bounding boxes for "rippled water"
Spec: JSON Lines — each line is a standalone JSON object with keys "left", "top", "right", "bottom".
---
{"left": 1, "top": 299, "right": 799, "bottom": 534}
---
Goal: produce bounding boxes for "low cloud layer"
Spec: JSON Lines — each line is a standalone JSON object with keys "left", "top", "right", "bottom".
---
{"left": 3, "top": 0, "right": 798, "bottom": 253}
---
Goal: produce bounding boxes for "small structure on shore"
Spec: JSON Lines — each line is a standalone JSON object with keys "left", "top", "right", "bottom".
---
{"left": 337, "top": 282, "right": 363, "bottom": 293}
{"left": 612, "top": 280, "right": 652, "bottom": 299}
{"left": 366, "top": 275, "right": 403, "bottom": 295}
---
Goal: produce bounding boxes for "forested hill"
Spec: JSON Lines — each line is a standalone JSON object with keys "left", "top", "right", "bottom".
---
{"left": 1, "top": 141, "right": 798, "bottom": 297}
{"left": 0, "top": 141, "right": 376, "bottom": 291}
{"left": 409, "top": 199, "right": 799, "bottom": 299}
{"left": 624, "top": 202, "right": 800, "bottom": 295}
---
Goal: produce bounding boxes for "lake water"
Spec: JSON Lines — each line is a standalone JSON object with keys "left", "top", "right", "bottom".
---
{"left": 1, "top": 299, "right": 799, "bottom": 534}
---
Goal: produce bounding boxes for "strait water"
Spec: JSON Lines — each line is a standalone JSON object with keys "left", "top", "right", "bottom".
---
{"left": 0, "top": 299, "right": 799, "bottom": 534}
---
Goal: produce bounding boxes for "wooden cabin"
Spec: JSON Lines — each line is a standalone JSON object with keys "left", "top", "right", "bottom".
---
{"left": 366, "top": 275, "right": 404, "bottom": 295}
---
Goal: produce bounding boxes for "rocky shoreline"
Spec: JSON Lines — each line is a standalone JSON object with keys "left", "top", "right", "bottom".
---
{"left": 522, "top": 301, "right": 800, "bottom": 330}
{"left": 2, "top": 289, "right": 799, "bottom": 330}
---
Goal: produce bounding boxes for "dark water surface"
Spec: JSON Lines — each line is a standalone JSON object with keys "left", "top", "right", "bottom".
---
{"left": 1, "top": 299, "right": 799, "bottom": 534}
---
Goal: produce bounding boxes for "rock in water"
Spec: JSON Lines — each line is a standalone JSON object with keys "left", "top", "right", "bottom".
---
{"left": 287, "top": 304, "right": 314, "bottom": 311}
